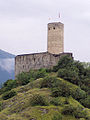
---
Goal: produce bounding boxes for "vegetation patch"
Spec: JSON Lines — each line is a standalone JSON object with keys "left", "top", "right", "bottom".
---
{"left": 0, "top": 55, "right": 90, "bottom": 120}
{"left": 30, "top": 94, "right": 49, "bottom": 106}
{"left": 52, "top": 112, "right": 62, "bottom": 120}
{"left": 2, "top": 90, "right": 17, "bottom": 100}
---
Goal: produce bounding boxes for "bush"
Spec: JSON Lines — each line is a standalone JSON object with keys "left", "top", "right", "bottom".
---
{"left": 52, "top": 113, "right": 62, "bottom": 120}
{"left": 51, "top": 85, "right": 70, "bottom": 97}
{"left": 53, "top": 55, "right": 73, "bottom": 72}
{"left": 74, "top": 107, "right": 87, "bottom": 119}
{"left": 71, "top": 88, "right": 86, "bottom": 101}
{"left": 62, "top": 105, "right": 87, "bottom": 119}
{"left": 3, "top": 79, "right": 17, "bottom": 91}
{"left": 41, "top": 76, "right": 59, "bottom": 88}
{"left": 0, "top": 102, "right": 3, "bottom": 111}
{"left": 35, "top": 68, "right": 47, "bottom": 79}
{"left": 46, "top": 68, "right": 52, "bottom": 73}
{"left": 0, "top": 114, "right": 8, "bottom": 120}
{"left": 50, "top": 97, "right": 63, "bottom": 106}
{"left": 62, "top": 105, "right": 75, "bottom": 115}
{"left": 0, "top": 80, "right": 17, "bottom": 95}
{"left": 2, "top": 90, "right": 17, "bottom": 100}
{"left": 80, "top": 96, "right": 90, "bottom": 108}
{"left": 16, "top": 69, "right": 47, "bottom": 86}
{"left": 30, "top": 94, "right": 48, "bottom": 106}
{"left": 16, "top": 72, "right": 30, "bottom": 85}
{"left": 57, "top": 68, "right": 79, "bottom": 84}
{"left": 28, "top": 69, "right": 47, "bottom": 80}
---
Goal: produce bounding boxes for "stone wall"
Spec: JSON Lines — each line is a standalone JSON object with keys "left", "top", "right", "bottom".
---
{"left": 47, "top": 22, "right": 64, "bottom": 54}
{"left": 15, "top": 52, "right": 72, "bottom": 76}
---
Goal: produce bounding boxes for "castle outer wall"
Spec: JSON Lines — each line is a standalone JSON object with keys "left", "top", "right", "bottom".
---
{"left": 15, "top": 52, "right": 72, "bottom": 76}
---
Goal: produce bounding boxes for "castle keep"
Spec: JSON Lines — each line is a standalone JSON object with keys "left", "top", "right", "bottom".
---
{"left": 15, "top": 22, "right": 72, "bottom": 76}
{"left": 48, "top": 22, "right": 64, "bottom": 54}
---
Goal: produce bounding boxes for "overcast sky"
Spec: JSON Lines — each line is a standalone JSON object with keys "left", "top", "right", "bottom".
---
{"left": 0, "top": 0, "right": 90, "bottom": 62}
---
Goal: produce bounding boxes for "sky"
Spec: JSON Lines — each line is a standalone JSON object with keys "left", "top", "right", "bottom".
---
{"left": 0, "top": 0, "right": 90, "bottom": 62}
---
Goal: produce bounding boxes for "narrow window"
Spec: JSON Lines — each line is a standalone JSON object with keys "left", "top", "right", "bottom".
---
{"left": 23, "top": 65, "right": 24, "bottom": 69}
{"left": 48, "top": 27, "right": 50, "bottom": 30}
{"left": 53, "top": 27, "right": 55, "bottom": 30}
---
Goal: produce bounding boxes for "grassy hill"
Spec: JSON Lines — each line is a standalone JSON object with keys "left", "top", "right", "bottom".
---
{"left": 0, "top": 55, "right": 90, "bottom": 120}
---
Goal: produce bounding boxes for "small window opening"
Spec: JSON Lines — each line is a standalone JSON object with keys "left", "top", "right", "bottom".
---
{"left": 48, "top": 27, "right": 50, "bottom": 30}
{"left": 23, "top": 65, "right": 24, "bottom": 69}
{"left": 53, "top": 27, "right": 55, "bottom": 30}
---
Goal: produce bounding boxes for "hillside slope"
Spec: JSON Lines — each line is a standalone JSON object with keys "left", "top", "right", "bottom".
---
{"left": 0, "top": 77, "right": 90, "bottom": 120}
{"left": 0, "top": 55, "right": 90, "bottom": 120}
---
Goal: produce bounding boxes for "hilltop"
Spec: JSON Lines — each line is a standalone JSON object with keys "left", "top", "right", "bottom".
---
{"left": 0, "top": 55, "right": 90, "bottom": 120}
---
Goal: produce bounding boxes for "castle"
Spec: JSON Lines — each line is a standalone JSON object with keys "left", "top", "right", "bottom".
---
{"left": 15, "top": 22, "right": 72, "bottom": 76}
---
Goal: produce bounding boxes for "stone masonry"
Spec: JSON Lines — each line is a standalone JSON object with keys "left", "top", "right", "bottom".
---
{"left": 15, "top": 22, "right": 72, "bottom": 76}
{"left": 15, "top": 52, "right": 72, "bottom": 76}
{"left": 47, "top": 22, "right": 64, "bottom": 54}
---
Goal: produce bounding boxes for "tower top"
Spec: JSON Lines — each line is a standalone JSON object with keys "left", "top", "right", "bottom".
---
{"left": 48, "top": 22, "right": 63, "bottom": 25}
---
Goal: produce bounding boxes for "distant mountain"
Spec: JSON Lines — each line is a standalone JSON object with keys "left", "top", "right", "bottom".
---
{"left": 0, "top": 49, "right": 15, "bottom": 85}
{"left": 0, "top": 49, "right": 15, "bottom": 59}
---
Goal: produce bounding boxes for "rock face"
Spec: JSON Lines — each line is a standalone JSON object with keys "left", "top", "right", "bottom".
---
{"left": 15, "top": 52, "right": 72, "bottom": 76}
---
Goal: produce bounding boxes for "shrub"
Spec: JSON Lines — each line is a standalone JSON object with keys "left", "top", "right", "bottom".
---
{"left": 51, "top": 87, "right": 62, "bottom": 97}
{"left": 0, "top": 102, "right": 3, "bottom": 111}
{"left": 2, "top": 90, "right": 17, "bottom": 100}
{"left": 30, "top": 94, "right": 48, "bottom": 106}
{"left": 71, "top": 88, "right": 86, "bottom": 101}
{"left": 50, "top": 97, "right": 63, "bottom": 106}
{"left": 0, "top": 114, "right": 8, "bottom": 120}
{"left": 57, "top": 68, "right": 79, "bottom": 84}
{"left": 40, "top": 76, "right": 59, "bottom": 88}
{"left": 52, "top": 113, "right": 62, "bottom": 120}
{"left": 3, "top": 79, "right": 17, "bottom": 91}
{"left": 46, "top": 68, "right": 52, "bottom": 73}
{"left": 74, "top": 107, "right": 87, "bottom": 119}
{"left": 79, "top": 118, "right": 85, "bottom": 120}
{"left": 16, "top": 69, "right": 47, "bottom": 86}
{"left": 62, "top": 105, "right": 76, "bottom": 115}
{"left": 35, "top": 68, "right": 47, "bottom": 79}
{"left": 51, "top": 86, "right": 70, "bottom": 97}
{"left": 80, "top": 96, "right": 90, "bottom": 108}
{"left": 0, "top": 80, "right": 17, "bottom": 95}
{"left": 53, "top": 55, "right": 73, "bottom": 72}
{"left": 16, "top": 72, "right": 30, "bottom": 85}
{"left": 28, "top": 69, "right": 47, "bottom": 80}
{"left": 62, "top": 105, "right": 87, "bottom": 119}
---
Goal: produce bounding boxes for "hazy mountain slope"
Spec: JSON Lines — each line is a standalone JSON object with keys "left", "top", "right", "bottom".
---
{"left": 0, "top": 49, "right": 15, "bottom": 85}
{"left": 0, "top": 49, "right": 15, "bottom": 59}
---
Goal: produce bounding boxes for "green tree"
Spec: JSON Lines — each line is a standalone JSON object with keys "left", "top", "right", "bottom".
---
{"left": 57, "top": 68, "right": 79, "bottom": 84}
{"left": 53, "top": 55, "right": 73, "bottom": 72}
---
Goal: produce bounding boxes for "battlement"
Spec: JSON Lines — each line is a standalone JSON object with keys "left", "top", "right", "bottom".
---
{"left": 48, "top": 22, "right": 64, "bottom": 28}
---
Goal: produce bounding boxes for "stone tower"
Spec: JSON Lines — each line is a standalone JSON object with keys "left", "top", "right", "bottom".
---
{"left": 47, "top": 22, "right": 64, "bottom": 54}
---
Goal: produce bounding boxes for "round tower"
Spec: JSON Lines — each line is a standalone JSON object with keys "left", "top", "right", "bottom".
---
{"left": 47, "top": 22, "right": 64, "bottom": 54}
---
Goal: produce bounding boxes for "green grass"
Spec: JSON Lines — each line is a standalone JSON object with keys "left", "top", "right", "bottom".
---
{"left": 0, "top": 77, "right": 90, "bottom": 120}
